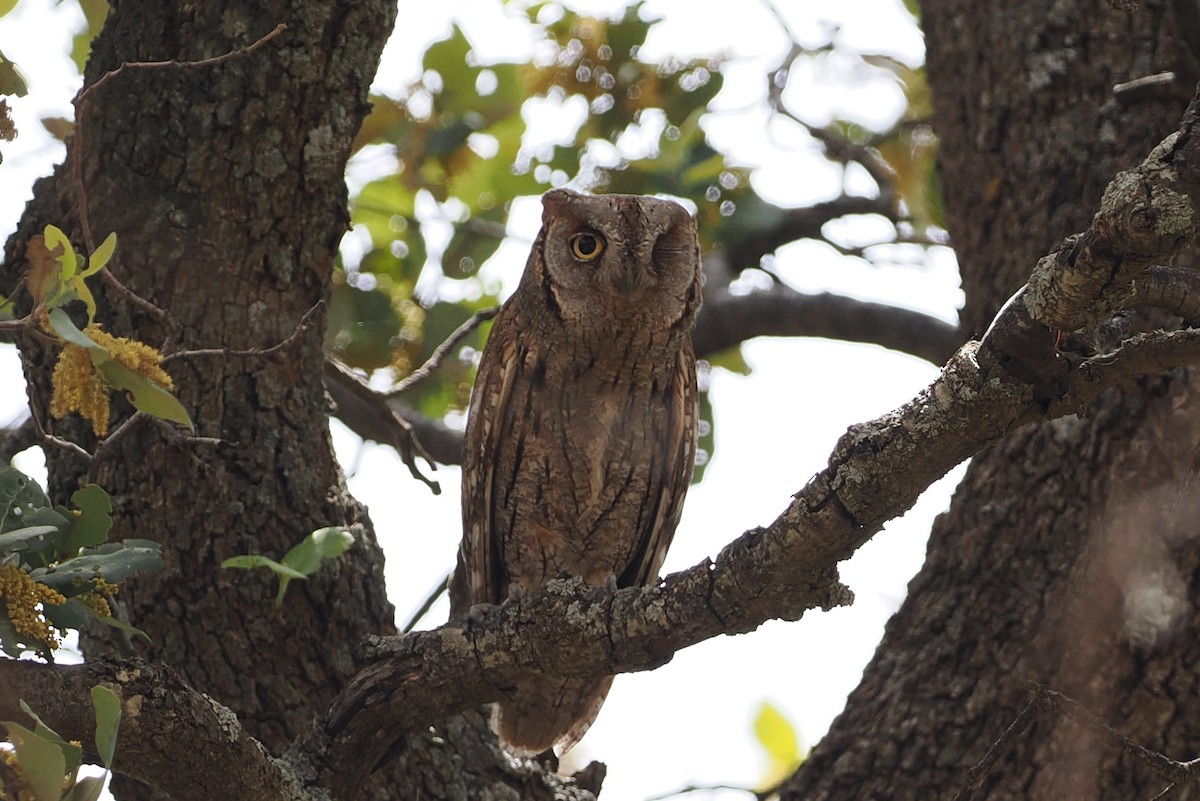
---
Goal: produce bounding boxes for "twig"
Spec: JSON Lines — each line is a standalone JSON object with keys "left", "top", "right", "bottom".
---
{"left": 163, "top": 301, "right": 323, "bottom": 364}
{"left": 323, "top": 359, "right": 441, "bottom": 493}
{"left": 401, "top": 573, "right": 451, "bottom": 633}
{"left": 77, "top": 24, "right": 287, "bottom": 106}
{"left": 0, "top": 416, "right": 36, "bottom": 464}
{"left": 951, "top": 690, "right": 1047, "bottom": 801}
{"left": 645, "top": 781, "right": 768, "bottom": 801}
{"left": 0, "top": 276, "right": 27, "bottom": 315}
{"left": 89, "top": 411, "right": 146, "bottom": 465}
{"left": 98, "top": 268, "right": 169, "bottom": 320}
{"left": 387, "top": 306, "right": 499, "bottom": 396}
{"left": 28, "top": 406, "right": 91, "bottom": 461}
{"left": 953, "top": 686, "right": 1200, "bottom": 801}
{"left": 68, "top": 22, "right": 286, "bottom": 298}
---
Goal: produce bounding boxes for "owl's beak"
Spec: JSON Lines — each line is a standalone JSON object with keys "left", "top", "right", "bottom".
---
{"left": 614, "top": 259, "right": 647, "bottom": 295}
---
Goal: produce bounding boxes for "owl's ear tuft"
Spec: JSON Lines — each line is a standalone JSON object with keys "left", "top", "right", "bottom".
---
{"left": 541, "top": 188, "right": 585, "bottom": 223}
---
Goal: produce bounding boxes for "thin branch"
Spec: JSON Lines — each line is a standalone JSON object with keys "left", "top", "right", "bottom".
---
{"left": 68, "top": 23, "right": 287, "bottom": 295}
{"left": 29, "top": 406, "right": 91, "bottom": 461}
{"left": 76, "top": 24, "right": 288, "bottom": 107}
{"left": 401, "top": 572, "right": 451, "bottom": 633}
{"left": 163, "top": 301, "right": 323, "bottom": 363}
{"left": 952, "top": 691, "right": 1047, "bottom": 801}
{"left": 323, "top": 358, "right": 440, "bottom": 493}
{"left": 387, "top": 306, "right": 499, "bottom": 396}
{"left": 644, "top": 781, "right": 766, "bottom": 801}
{"left": 723, "top": 196, "right": 897, "bottom": 272}
{"left": 0, "top": 415, "right": 36, "bottom": 463}
{"left": 954, "top": 686, "right": 1200, "bottom": 801}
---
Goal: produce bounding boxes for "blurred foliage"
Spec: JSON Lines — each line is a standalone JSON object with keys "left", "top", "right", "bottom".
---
{"left": 0, "top": 465, "right": 161, "bottom": 661}
{"left": 1, "top": 686, "right": 121, "bottom": 801}
{"left": 752, "top": 700, "right": 806, "bottom": 792}
{"left": 339, "top": 1, "right": 760, "bottom": 422}
{"left": 335, "top": 2, "right": 937, "bottom": 439}
{"left": 13, "top": 0, "right": 936, "bottom": 472}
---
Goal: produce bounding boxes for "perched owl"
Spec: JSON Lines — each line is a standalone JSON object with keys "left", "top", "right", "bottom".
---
{"left": 450, "top": 188, "right": 702, "bottom": 756}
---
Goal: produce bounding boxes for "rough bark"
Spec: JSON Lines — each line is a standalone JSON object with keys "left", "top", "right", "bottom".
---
{"left": 1, "top": 1, "right": 585, "bottom": 798}
{"left": 782, "top": 1, "right": 1200, "bottom": 799}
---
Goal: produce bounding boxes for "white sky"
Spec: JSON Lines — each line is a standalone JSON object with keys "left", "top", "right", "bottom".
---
{"left": 0, "top": 1, "right": 966, "bottom": 798}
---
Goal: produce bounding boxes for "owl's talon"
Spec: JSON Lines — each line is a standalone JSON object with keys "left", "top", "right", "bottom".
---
{"left": 602, "top": 573, "right": 618, "bottom": 592}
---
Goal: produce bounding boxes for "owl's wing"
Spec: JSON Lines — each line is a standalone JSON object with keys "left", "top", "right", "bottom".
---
{"left": 620, "top": 341, "right": 698, "bottom": 588}
{"left": 451, "top": 327, "right": 521, "bottom": 617}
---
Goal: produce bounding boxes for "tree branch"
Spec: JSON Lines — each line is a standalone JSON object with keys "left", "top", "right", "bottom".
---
{"left": 0, "top": 658, "right": 299, "bottom": 801}
{"left": 693, "top": 287, "right": 961, "bottom": 366}
{"left": 21, "top": 84, "right": 1195, "bottom": 801}
{"left": 289, "top": 83, "right": 1200, "bottom": 798}
{"left": 722, "top": 195, "right": 897, "bottom": 272}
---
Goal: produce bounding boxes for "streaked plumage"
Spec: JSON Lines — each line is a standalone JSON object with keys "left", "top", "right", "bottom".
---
{"left": 450, "top": 188, "right": 701, "bottom": 755}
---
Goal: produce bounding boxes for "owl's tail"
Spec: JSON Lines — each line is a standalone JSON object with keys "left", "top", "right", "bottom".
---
{"left": 494, "top": 675, "right": 615, "bottom": 756}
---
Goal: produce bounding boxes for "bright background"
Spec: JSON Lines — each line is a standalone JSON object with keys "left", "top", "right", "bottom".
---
{"left": 0, "top": 1, "right": 966, "bottom": 797}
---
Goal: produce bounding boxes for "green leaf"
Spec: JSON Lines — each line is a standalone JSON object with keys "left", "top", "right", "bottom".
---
{"left": 82, "top": 232, "right": 117, "bottom": 277}
{"left": 0, "top": 525, "right": 63, "bottom": 555}
{"left": 47, "top": 308, "right": 104, "bottom": 351}
{"left": 43, "top": 224, "right": 78, "bottom": 281}
{"left": 2, "top": 721, "right": 68, "bottom": 801}
{"left": 62, "top": 484, "right": 114, "bottom": 553}
{"left": 95, "top": 360, "right": 193, "bottom": 431}
{"left": 0, "top": 466, "right": 52, "bottom": 531}
{"left": 31, "top": 539, "right": 164, "bottom": 593}
{"left": 0, "top": 47, "right": 27, "bottom": 96}
{"left": 71, "top": 275, "right": 98, "bottom": 325}
{"left": 221, "top": 554, "right": 308, "bottom": 579}
{"left": 62, "top": 775, "right": 107, "bottom": 801}
{"left": 91, "top": 685, "right": 121, "bottom": 769}
{"left": 281, "top": 527, "right": 355, "bottom": 576}
{"left": 41, "top": 597, "right": 92, "bottom": 629}
{"left": 0, "top": 614, "right": 31, "bottom": 657}
{"left": 224, "top": 528, "right": 354, "bottom": 606}
{"left": 83, "top": 608, "right": 151, "bottom": 642}
{"left": 753, "top": 701, "right": 801, "bottom": 769}
{"left": 222, "top": 554, "right": 309, "bottom": 607}
{"left": 18, "top": 699, "right": 81, "bottom": 776}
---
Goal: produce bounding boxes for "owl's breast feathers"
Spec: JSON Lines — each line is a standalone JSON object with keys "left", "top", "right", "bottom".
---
{"left": 453, "top": 310, "right": 696, "bottom": 614}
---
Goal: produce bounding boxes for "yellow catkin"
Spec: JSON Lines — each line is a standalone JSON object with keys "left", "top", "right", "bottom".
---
{"left": 84, "top": 325, "right": 174, "bottom": 389}
{"left": 0, "top": 564, "right": 65, "bottom": 651}
{"left": 79, "top": 591, "right": 111, "bottom": 618}
{"left": 48, "top": 323, "right": 174, "bottom": 437}
{"left": 1, "top": 747, "right": 35, "bottom": 800}
{"left": 50, "top": 343, "right": 111, "bottom": 436}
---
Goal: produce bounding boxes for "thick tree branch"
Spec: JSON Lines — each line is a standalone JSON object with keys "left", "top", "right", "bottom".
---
{"left": 15, "top": 85, "right": 1195, "bottom": 801}
{"left": 693, "top": 287, "right": 961, "bottom": 366}
{"left": 1025, "top": 88, "right": 1200, "bottom": 329}
{"left": 0, "top": 658, "right": 298, "bottom": 801}
{"left": 328, "top": 289, "right": 963, "bottom": 470}
{"left": 290, "top": 83, "right": 1200, "bottom": 798}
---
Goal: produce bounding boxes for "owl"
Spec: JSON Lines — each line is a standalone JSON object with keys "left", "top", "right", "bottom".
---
{"left": 450, "top": 188, "right": 702, "bottom": 756}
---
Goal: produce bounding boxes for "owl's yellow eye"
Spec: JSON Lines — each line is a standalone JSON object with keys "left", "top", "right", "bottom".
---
{"left": 569, "top": 232, "right": 605, "bottom": 262}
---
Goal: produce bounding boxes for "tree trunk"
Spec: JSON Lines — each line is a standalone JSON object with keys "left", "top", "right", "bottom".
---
{"left": 3, "top": 1, "right": 589, "bottom": 798}
{"left": 783, "top": 1, "right": 1200, "bottom": 799}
